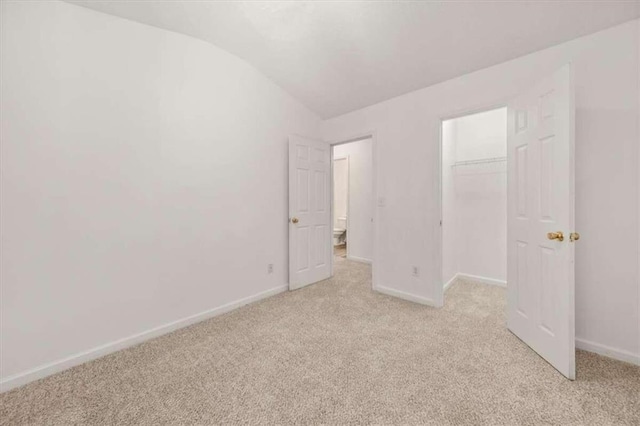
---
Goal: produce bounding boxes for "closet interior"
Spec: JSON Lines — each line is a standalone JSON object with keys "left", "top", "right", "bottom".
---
{"left": 442, "top": 107, "right": 508, "bottom": 291}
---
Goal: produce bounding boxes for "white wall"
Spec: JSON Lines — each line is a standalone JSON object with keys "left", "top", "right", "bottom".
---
{"left": 637, "top": 19, "right": 640, "bottom": 362}
{"left": 323, "top": 20, "right": 640, "bottom": 362}
{"left": 441, "top": 120, "right": 457, "bottom": 284}
{"left": 455, "top": 109, "right": 507, "bottom": 162}
{"left": 333, "top": 157, "right": 348, "bottom": 228}
{"left": 443, "top": 109, "right": 507, "bottom": 284}
{"left": 0, "top": 1, "right": 320, "bottom": 389}
{"left": 333, "top": 139, "right": 373, "bottom": 262}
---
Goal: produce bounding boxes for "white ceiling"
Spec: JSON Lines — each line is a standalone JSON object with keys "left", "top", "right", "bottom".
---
{"left": 68, "top": 1, "right": 639, "bottom": 118}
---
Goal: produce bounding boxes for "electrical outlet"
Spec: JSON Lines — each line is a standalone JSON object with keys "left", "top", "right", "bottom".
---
{"left": 267, "top": 264, "right": 274, "bottom": 274}
{"left": 412, "top": 266, "right": 419, "bottom": 277}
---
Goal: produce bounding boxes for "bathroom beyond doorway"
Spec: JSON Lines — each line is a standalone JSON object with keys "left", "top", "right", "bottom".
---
{"left": 332, "top": 138, "right": 374, "bottom": 264}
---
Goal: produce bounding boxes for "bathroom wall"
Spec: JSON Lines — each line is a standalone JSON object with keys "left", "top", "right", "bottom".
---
{"left": 333, "top": 138, "right": 374, "bottom": 262}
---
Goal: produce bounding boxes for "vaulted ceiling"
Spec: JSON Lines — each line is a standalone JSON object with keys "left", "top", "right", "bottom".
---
{"left": 68, "top": 1, "right": 639, "bottom": 118}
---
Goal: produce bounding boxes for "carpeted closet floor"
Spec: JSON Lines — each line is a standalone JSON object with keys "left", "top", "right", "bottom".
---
{"left": 1, "top": 258, "right": 639, "bottom": 425}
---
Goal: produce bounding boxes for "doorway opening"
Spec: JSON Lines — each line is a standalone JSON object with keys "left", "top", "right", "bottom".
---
{"left": 331, "top": 138, "right": 374, "bottom": 265}
{"left": 441, "top": 107, "right": 508, "bottom": 296}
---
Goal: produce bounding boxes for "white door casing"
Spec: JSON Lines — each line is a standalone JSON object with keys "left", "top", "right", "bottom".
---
{"left": 507, "top": 65, "right": 576, "bottom": 379}
{"left": 289, "top": 135, "right": 331, "bottom": 290}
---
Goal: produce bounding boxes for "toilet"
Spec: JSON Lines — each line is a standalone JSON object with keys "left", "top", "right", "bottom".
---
{"left": 333, "top": 216, "right": 347, "bottom": 246}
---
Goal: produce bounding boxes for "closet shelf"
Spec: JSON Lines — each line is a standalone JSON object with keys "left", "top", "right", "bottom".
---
{"left": 451, "top": 156, "right": 507, "bottom": 167}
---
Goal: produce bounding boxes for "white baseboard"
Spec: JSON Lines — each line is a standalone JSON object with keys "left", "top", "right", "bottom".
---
{"left": 443, "top": 273, "right": 459, "bottom": 292}
{"left": 346, "top": 255, "right": 372, "bottom": 264}
{"left": 0, "top": 284, "right": 288, "bottom": 393}
{"left": 374, "top": 285, "right": 439, "bottom": 307}
{"left": 576, "top": 338, "right": 640, "bottom": 366}
{"left": 456, "top": 273, "right": 507, "bottom": 288}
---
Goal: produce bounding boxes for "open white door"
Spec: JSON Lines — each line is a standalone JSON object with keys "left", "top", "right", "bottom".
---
{"left": 507, "top": 65, "right": 576, "bottom": 379}
{"left": 288, "top": 135, "right": 331, "bottom": 290}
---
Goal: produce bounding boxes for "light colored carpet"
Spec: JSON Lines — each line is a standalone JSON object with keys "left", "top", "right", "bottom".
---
{"left": 1, "top": 260, "right": 639, "bottom": 425}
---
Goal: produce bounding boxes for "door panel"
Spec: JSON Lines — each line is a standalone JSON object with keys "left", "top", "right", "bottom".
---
{"left": 507, "top": 65, "right": 576, "bottom": 379}
{"left": 289, "top": 135, "right": 331, "bottom": 289}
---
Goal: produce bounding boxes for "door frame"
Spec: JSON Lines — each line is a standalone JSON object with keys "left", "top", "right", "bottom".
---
{"left": 328, "top": 131, "right": 378, "bottom": 289}
{"left": 436, "top": 100, "right": 510, "bottom": 307}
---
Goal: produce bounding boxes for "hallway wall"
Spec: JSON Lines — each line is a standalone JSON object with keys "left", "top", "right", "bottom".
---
{"left": 333, "top": 157, "right": 349, "bottom": 228}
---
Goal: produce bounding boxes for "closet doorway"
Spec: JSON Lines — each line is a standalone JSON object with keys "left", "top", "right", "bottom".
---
{"left": 441, "top": 107, "right": 508, "bottom": 293}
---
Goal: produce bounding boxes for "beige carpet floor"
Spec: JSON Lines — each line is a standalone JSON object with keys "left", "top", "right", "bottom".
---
{"left": 1, "top": 259, "right": 639, "bottom": 425}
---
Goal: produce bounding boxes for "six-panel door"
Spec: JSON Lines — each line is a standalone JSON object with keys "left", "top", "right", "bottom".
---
{"left": 507, "top": 65, "right": 576, "bottom": 379}
{"left": 289, "top": 135, "right": 331, "bottom": 289}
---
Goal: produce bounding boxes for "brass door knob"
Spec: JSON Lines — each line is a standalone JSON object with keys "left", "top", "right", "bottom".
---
{"left": 291, "top": 217, "right": 299, "bottom": 224}
{"left": 570, "top": 232, "right": 580, "bottom": 242}
{"left": 547, "top": 231, "right": 564, "bottom": 242}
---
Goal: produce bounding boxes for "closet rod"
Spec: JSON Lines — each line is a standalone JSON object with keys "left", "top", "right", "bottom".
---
{"left": 451, "top": 156, "right": 507, "bottom": 167}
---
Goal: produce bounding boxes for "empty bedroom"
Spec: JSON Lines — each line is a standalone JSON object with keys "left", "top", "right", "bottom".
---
{"left": 1, "top": 1, "right": 639, "bottom": 424}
